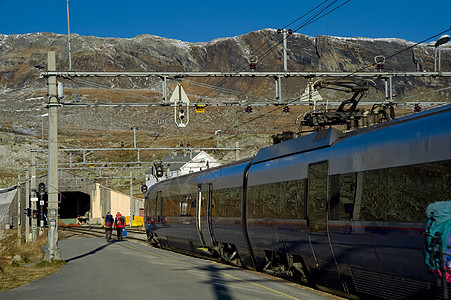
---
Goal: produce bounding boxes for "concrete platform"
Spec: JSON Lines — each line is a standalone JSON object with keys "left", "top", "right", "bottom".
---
{"left": 0, "top": 237, "right": 340, "bottom": 300}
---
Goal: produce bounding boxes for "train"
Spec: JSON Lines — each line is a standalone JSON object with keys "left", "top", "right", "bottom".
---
{"left": 144, "top": 103, "right": 451, "bottom": 299}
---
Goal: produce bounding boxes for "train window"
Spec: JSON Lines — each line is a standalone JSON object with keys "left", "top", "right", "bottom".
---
{"left": 155, "top": 191, "right": 162, "bottom": 220}
{"left": 144, "top": 196, "right": 152, "bottom": 218}
{"left": 179, "top": 195, "right": 188, "bottom": 216}
{"left": 198, "top": 187, "right": 208, "bottom": 218}
{"left": 359, "top": 160, "right": 451, "bottom": 222}
{"left": 154, "top": 191, "right": 161, "bottom": 218}
{"left": 329, "top": 175, "right": 340, "bottom": 220}
{"left": 162, "top": 195, "right": 179, "bottom": 217}
{"left": 308, "top": 162, "right": 328, "bottom": 233}
{"left": 214, "top": 187, "right": 241, "bottom": 217}
{"left": 247, "top": 179, "right": 305, "bottom": 219}
{"left": 335, "top": 173, "right": 357, "bottom": 220}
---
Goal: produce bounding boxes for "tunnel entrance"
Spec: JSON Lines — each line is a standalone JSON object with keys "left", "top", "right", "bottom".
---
{"left": 60, "top": 191, "right": 90, "bottom": 224}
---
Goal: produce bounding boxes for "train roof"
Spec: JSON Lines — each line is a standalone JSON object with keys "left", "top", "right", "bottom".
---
{"left": 147, "top": 103, "right": 451, "bottom": 195}
{"left": 253, "top": 127, "right": 344, "bottom": 164}
{"left": 147, "top": 157, "right": 253, "bottom": 190}
{"left": 253, "top": 103, "right": 451, "bottom": 165}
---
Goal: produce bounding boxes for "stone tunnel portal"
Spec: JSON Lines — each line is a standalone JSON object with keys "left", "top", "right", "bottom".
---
{"left": 59, "top": 191, "right": 90, "bottom": 223}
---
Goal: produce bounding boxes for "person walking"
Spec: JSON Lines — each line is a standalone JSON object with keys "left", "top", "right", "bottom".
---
{"left": 114, "top": 212, "right": 125, "bottom": 241}
{"left": 104, "top": 212, "right": 114, "bottom": 242}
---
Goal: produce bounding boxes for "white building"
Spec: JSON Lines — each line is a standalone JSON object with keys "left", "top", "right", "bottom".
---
{"left": 145, "top": 151, "right": 220, "bottom": 187}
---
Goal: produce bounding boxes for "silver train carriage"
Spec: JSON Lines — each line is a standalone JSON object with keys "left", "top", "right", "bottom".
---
{"left": 144, "top": 104, "right": 451, "bottom": 299}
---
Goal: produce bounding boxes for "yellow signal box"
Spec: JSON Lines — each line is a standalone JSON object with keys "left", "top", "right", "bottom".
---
{"left": 195, "top": 104, "right": 205, "bottom": 113}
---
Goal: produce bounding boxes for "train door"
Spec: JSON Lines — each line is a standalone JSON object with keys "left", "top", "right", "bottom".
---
{"left": 196, "top": 183, "right": 215, "bottom": 247}
{"left": 307, "top": 162, "right": 340, "bottom": 283}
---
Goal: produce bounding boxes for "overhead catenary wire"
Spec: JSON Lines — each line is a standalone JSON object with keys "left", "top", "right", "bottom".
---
{"left": 214, "top": 27, "right": 451, "bottom": 138}
{"left": 59, "top": 2, "right": 449, "bottom": 148}
{"left": 60, "top": 1, "right": 352, "bottom": 151}
{"left": 65, "top": 1, "right": 350, "bottom": 107}
{"left": 401, "top": 84, "right": 451, "bottom": 100}
{"left": 180, "top": 1, "right": 354, "bottom": 144}
{"left": 190, "top": 0, "right": 353, "bottom": 142}
{"left": 189, "top": 0, "right": 352, "bottom": 104}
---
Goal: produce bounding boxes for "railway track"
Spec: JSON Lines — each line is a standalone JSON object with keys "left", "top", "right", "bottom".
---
{"left": 60, "top": 225, "right": 148, "bottom": 242}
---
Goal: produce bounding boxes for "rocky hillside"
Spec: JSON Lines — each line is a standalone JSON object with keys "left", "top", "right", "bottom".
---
{"left": 0, "top": 29, "right": 449, "bottom": 191}
{"left": 1, "top": 30, "right": 449, "bottom": 93}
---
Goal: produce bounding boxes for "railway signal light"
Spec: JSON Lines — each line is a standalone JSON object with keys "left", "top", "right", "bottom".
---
{"left": 283, "top": 106, "right": 290, "bottom": 113}
{"left": 38, "top": 182, "right": 45, "bottom": 195}
{"left": 141, "top": 184, "right": 148, "bottom": 194}
{"left": 179, "top": 109, "right": 185, "bottom": 120}
{"left": 154, "top": 163, "right": 164, "bottom": 178}
{"left": 245, "top": 106, "right": 253, "bottom": 113}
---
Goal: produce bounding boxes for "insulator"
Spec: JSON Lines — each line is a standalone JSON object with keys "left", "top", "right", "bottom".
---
{"left": 414, "top": 104, "right": 422, "bottom": 112}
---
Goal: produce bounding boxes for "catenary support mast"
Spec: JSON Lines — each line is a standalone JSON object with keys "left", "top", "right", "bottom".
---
{"left": 46, "top": 51, "right": 61, "bottom": 261}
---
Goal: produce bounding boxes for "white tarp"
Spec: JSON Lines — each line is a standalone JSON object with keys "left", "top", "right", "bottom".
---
{"left": 0, "top": 188, "right": 17, "bottom": 229}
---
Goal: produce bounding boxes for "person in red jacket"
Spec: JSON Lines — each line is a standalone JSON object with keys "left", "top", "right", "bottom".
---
{"left": 114, "top": 212, "right": 125, "bottom": 241}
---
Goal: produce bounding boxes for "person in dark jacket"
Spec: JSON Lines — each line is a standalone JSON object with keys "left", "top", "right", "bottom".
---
{"left": 114, "top": 212, "right": 125, "bottom": 241}
{"left": 104, "top": 212, "right": 114, "bottom": 242}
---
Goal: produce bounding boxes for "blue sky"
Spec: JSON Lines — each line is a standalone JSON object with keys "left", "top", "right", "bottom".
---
{"left": 1, "top": 0, "right": 450, "bottom": 43}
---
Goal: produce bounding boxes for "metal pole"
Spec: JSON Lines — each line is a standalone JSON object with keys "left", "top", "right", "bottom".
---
{"left": 283, "top": 29, "right": 288, "bottom": 72}
{"left": 278, "top": 77, "right": 282, "bottom": 102}
{"left": 438, "top": 46, "right": 442, "bottom": 72}
{"left": 67, "top": 0, "right": 72, "bottom": 71}
{"left": 31, "top": 152, "right": 37, "bottom": 242}
{"left": 40, "top": 193, "right": 44, "bottom": 231}
{"left": 25, "top": 164, "right": 30, "bottom": 243}
{"left": 132, "top": 127, "right": 137, "bottom": 148}
{"left": 389, "top": 76, "right": 393, "bottom": 102}
{"left": 130, "top": 171, "right": 134, "bottom": 223}
{"left": 41, "top": 116, "right": 44, "bottom": 149}
{"left": 385, "top": 78, "right": 389, "bottom": 100}
{"left": 435, "top": 47, "right": 438, "bottom": 72}
{"left": 47, "top": 51, "right": 61, "bottom": 261}
{"left": 163, "top": 76, "right": 167, "bottom": 101}
{"left": 17, "top": 175, "right": 21, "bottom": 246}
